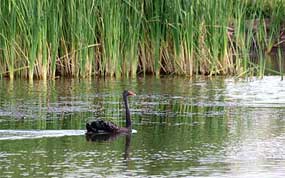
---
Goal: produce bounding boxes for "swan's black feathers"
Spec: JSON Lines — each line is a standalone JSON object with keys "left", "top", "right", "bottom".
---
{"left": 86, "top": 119, "right": 119, "bottom": 133}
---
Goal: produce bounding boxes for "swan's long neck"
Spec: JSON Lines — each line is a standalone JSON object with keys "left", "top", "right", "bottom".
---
{"left": 124, "top": 96, "right": 131, "bottom": 129}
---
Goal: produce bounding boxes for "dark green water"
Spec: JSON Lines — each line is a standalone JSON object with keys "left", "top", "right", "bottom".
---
{"left": 1, "top": 76, "right": 285, "bottom": 178}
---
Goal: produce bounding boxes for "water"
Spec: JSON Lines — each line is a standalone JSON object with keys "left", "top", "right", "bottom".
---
{"left": 1, "top": 76, "right": 285, "bottom": 177}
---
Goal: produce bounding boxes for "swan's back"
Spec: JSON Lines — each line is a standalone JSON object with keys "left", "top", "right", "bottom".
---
{"left": 86, "top": 119, "right": 120, "bottom": 133}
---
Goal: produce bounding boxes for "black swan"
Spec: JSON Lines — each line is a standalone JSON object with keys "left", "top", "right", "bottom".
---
{"left": 86, "top": 90, "right": 136, "bottom": 134}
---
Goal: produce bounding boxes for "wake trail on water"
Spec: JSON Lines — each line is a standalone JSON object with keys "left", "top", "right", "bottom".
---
{"left": 0, "top": 130, "right": 86, "bottom": 140}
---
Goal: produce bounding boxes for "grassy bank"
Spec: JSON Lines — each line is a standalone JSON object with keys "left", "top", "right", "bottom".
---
{"left": 0, "top": 0, "right": 284, "bottom": 80}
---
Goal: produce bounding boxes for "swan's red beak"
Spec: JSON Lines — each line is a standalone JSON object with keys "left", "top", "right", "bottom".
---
{"left": 128, "top": 91, "right": 136, "bottom": 96}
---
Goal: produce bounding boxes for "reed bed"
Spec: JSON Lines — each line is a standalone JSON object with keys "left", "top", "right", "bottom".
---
{"left": 0, "top": 0, "right": 284, "bottom": 80}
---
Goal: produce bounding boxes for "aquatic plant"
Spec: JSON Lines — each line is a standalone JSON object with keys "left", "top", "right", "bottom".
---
{"left": 0, "top": 0, "right": 284, "bottom": 80}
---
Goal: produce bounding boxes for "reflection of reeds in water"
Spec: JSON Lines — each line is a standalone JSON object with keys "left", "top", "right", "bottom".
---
{"left": 0, "top": 1, "right": 284, "bottom": 80}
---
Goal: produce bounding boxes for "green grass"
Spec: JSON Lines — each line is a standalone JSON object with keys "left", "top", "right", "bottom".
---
{"left": 0, "top": 0, "right": 284, "bottom": 80}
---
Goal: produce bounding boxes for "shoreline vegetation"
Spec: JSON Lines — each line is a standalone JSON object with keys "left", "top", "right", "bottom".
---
{"left": 0, "top": 0, "right": 285, "bottom": 80}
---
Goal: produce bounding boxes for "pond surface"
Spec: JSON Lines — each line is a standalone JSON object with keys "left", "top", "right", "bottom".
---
{"left": 1, "top": 76, "right": 285, "bottom": 178}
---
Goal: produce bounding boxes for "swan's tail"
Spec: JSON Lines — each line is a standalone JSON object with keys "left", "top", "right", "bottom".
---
{"left": 86, "top": 122, "right": 97, "bottom": 133}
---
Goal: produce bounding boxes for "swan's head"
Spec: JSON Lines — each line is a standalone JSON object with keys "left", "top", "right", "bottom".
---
{"left": 123, "top": 90, "right": 136, "bottom": 97}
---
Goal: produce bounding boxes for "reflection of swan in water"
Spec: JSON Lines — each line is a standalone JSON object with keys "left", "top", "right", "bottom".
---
{"left": 124, "top": 134, "right": 131, "bottom": 160}
{"left": 85, "top": 133, "right": 132, "bottom": 160}
{"left": 85, "top": 132, "right": 127, "bottom": 142}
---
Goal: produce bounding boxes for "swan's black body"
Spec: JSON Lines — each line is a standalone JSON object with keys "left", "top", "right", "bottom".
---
{"left": 86, "top": 119, "right": 120, "bottom": 133}
{"left": 86, "top": 90, "right": 135, "bottom": 134}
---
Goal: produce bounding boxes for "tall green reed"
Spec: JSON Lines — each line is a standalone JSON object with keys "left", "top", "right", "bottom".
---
{"left": 99, "top": 0, "right": 123, "bottom": 77}
{"left": 0, "top": 0, "right": 284, "bottom": 80}
{"left": 122, "top": 0, "right": 142, "bottom": 77}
